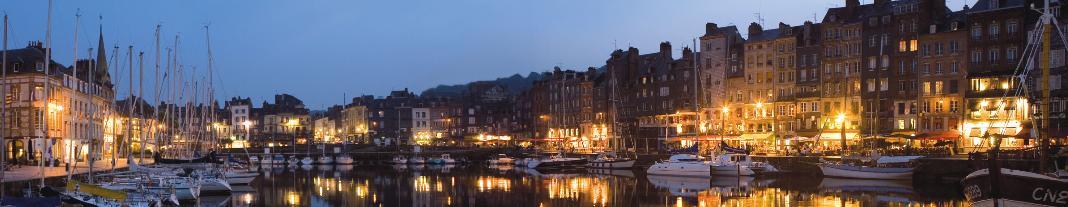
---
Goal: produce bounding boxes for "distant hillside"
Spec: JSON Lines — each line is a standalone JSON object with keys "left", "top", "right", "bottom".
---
{"left": 421, "top": 72, "right": 545, "bottom": 98}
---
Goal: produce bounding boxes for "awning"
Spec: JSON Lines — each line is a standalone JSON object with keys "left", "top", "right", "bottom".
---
{"left": 814, "top": 133, "right": 859, "bottom": 141}
{"left": 737, "top": 133, "right": 773, "bottom": 141}
{"left": 914, "top": 130, "right": 960, "bottom": 140}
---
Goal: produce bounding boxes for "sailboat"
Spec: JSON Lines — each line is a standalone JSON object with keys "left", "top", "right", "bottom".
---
{"left": 300, "top": 140, "right": 314, "bottom": 165}
{"left": 316, "top": 144, "right": 334, "bottom": 164}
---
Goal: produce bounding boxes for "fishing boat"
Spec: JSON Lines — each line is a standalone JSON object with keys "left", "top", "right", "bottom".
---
{"left": 646, "top": 154, "right": 711, "bottom": 177}
{"left": 962, "top": 168, "right": 1068, "bottom": 207}
{"left": 526, "top": 153, "right": 587, "bottom": 169}
{"left": 336, "top": 154, "right": 354, "bottom": 165}
{"left": 817, "top": 155, "right": 921, "bottom": 180}
{"left": 487, "top": 154, "right": 514, "bottom": 165}
{"left": 300, "top": 156, "right": 315, "bottom": 165}
{"left": 585, "top": 152, "right": 635, "bottom": 169}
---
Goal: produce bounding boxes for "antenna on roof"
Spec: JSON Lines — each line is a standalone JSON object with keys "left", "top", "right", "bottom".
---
{"left": 753, "top": 13, "right": 765, "bottom": 26}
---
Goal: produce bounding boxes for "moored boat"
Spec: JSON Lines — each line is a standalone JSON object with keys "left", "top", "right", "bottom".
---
{"left": 409, "top": 156, "right": 427, "bottom": 164}
{"left": 646, "top": 154, "right": 710, "bottom": 177}
{"left": 488, "top": 154, "right": 514, "bottom": 165}
{"left": 962, "top": 168, "right": 1068, "bottom": 207}
{"left": 430, "top": 154, "right": 457, "bottom": 164}
{"left": 336, "top": 154, "right": 354, "bottom": 165}
{"left": 585, "top": 152, "right": 635, "bottom": 169}
{"left": 391, "top": 156, "right": 408, "bottom": 164}
{"left": 817, "top": 156, "right": 921, "bottom": 180}
{"left": 317, "top": 156, "right": 334, "bottom": 165}
{"left": 526, "top": 153, "right": 586, "bottom": 169}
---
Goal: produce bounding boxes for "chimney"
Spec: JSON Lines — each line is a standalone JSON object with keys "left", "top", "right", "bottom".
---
{"left": 682, "top": 47, "right": 694, "bottom": 60}
{"left": 705, "top": 23, "right": 719, "bottom": 36}
{"left": 660, "top": 42, "right": 672, "bottom": 59}
{"left": 846, "top": 0, "right": 860, "bottom": 7}
{"left": 778, "top": 22, "right": 790, "bottom": 31}
{"left": 748, "top": 22, "right": 763, "bottom": 39}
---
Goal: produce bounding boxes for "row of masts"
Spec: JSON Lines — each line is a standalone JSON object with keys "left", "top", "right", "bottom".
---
{"left": 0, "top": 0, "right": 223, "bottom": 190}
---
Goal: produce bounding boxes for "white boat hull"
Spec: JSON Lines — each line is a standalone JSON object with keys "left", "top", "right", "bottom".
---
{"left": 819, "top": 164, "right": 913, "bottom": 180}
{"left": 301, "top": 157, "right": 315, "bottom": 165}
{"left": 336, "top": 156, "right": 354, "bottom": 164}
{"left": 318, "top": 156, "right": 334, "bottom": 164}
{"left": 200, "top": 179, "right": 233, "bottom": 195}
{"left": 646, "top": 162, "right": 711, "bottom": 177}
{"left": 226, "top": 176, "right": 256, "bottom": 185}
{"left": 711, "top": 164, "right": 755, "bottom": 176}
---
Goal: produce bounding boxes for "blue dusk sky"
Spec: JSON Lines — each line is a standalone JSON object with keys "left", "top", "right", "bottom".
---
{"left": 2, "top": 0, "right": 971, "bottom": 109}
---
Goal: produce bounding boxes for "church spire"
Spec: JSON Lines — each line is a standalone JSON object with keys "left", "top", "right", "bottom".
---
{"left": 95, "top": 17, "right": 111, "bottom": 87}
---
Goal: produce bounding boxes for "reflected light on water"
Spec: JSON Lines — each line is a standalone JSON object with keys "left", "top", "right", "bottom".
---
{"left": 477, "top": 176, "right": 512, "bottom": 192}
{"left": 545, "top": 177, "right": 610, "bottom": 204}
{"left": 414, "top": 176, "right": 432, "bottom": 192}
{"left": 286, "top": 191, "right": 300, "bottom": 206}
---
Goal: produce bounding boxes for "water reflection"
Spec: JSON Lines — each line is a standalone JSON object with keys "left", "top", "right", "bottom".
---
{"left": 224, "top": 164, "right": 966, "bottom": 206}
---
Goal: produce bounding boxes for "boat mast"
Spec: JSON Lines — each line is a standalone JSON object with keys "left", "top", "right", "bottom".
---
{"left": 66, "top": 10, "right": 80, "bottom": 182}
{"left": 138, "top": 51, "right": 144, "bottom": 164}
{"left": 153, "top": 24, "right": 160, "bottom": 159}
{"left": 126, "top": 45, "right": 133, "bottom": 166}
{"left": 41, "top": 0, "right": 53, "bottom": 187}
{"left": 204, "top": 25, "right": 216, "bottom": 152}
{"left": 2, "top": 13, "right": 9, "bottom": 187}
{"left": 692, "top": 38, "right": 700, "bottom": 154}
{"left": 88, "top": 15, "right": 101, "bottom": 183}
{"left": 1039, "top": 0, "right": 1052, "bottom": 172}
{"left": 110, "top": 45, "right": 118, "bottom": 171}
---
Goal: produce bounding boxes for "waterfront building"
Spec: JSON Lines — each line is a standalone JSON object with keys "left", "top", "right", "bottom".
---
{"left": 1, "top": 38, "right": 115, "bottom": 165}
{"left": 312, "top": 113, "right": 337, "bottom": 143}
{"left": 113, "top": 96, "right": 159, "bottom": 156}
{"left": 817, "top": 1, "right": 866, "bottom": 150}
{"left": 634, "top": 44, "right": 700, "bottom": 151}
{"left": 915, "top": 10, "right": 969, "bottom": 153}
{"left": 794, "top": 21, "right": 825, "bottom": 142}
{"left": 962, "top": 0, "right": 1038, "bottom": 151}
{"left": 225, "top": 97, "right": 253, "bottom": 148}
{"left": 339, "top": 101, "right": 369, "bottom": 143}
{"left": 698, "top": 23, "right": 743, "bottom": 135}
{"left": 529, "top": 67, "right": 599, "bottom": 151}
{"left": 258, "top": 94, "right": 310, "bottom": 146}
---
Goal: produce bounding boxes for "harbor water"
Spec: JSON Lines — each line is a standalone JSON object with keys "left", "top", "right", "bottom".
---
{"left": 1, "top": 163, "right": 968, "bottom": 206}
